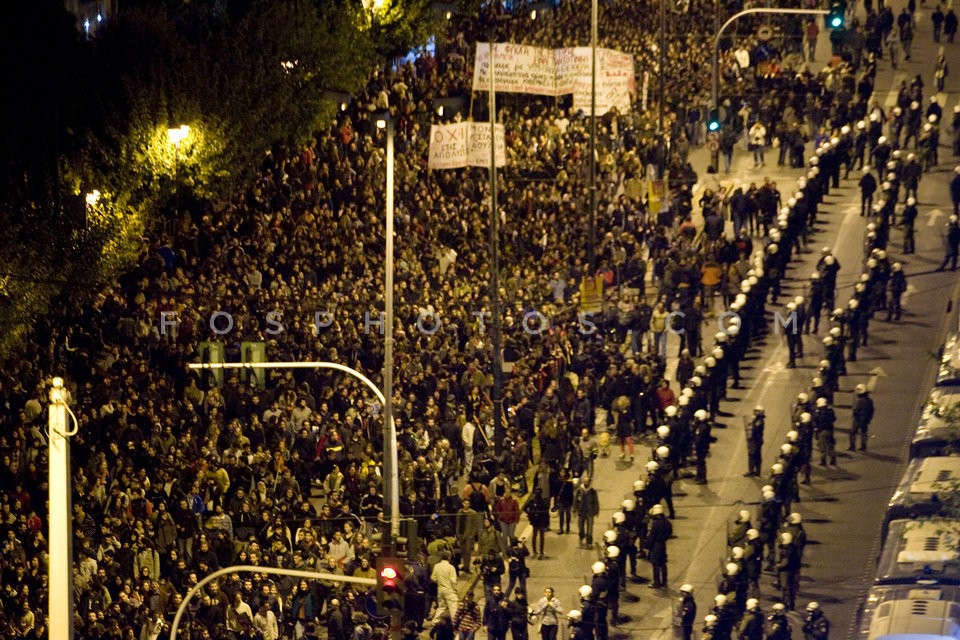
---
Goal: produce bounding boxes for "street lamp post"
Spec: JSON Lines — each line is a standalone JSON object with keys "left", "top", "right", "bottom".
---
{"left": 376, "top": 115, "right": 400, "bottom": 551}
{"left": 484, "top": 9, "right": 511, "bottom": 456}
{"left": 589, "top": 0, "right": 598, "bottom": 275}
{"left": 49, "top": 377, "right": 78, "bottom": 640}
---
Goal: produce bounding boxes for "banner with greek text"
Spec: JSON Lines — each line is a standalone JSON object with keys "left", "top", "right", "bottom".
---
{"left": 473, "top": 43, "right": 634, "bottom": 115}
{"left": 428, "top": 122, "right": 507, "bottom": 170}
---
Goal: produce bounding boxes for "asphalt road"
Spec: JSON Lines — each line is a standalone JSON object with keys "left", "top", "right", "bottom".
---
{"left": 504, "top": 4, "right": 960, "bottom": 638}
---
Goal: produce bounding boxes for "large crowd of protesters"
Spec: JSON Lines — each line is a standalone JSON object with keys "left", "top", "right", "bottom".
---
{"left": 0, "top": 0, "right": 951, "bottom": 637}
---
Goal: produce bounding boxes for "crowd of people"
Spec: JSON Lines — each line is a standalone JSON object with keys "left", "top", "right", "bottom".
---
{"left": 0, "top": 0, "right": 953, "bottom": 638}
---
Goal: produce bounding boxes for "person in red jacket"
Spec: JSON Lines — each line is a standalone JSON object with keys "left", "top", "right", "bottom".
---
{"left": 493, "top": 490, "right": 520, "bottom": 543}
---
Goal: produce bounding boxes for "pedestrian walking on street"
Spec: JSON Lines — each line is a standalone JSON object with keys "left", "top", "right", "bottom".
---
{"left": 859, "top": 167, "right": 877, "bottom": 216}
{"left": 531, "top": 588, "right": 563, "bottom": 640}
{"left": 524, "top": 488, "right": 550, "bottom": 559}
{"left": 574, "top": 475, "right": 600, "bottom": 548}
{"left": 948, "top": 8, "right": 959, "bottom": 42}
{"left": 934, "top": 5, "right": 946, "bottom": 42}
{"left": 432, "top": 551, "right": 461, "bottom": 624}
{"left": 453, "top": 591, "right": 482, "bottom": 640}
{"left": 749, "top": 121, "right": 767, "bottom": 167}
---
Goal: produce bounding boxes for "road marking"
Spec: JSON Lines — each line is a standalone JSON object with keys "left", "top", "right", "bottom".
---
{"left": 902, "top": 283, "right": 918, "bottom": 307}
{"left": 927, "top": 208, "right": 946, "bottom": 227}
{"left": 867, "top": 366, "right": 889, "bottom": 392}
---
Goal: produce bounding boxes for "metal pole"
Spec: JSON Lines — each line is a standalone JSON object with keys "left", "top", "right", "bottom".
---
{"left": 49, "top": 377, "right": 75, "bottom": 640}
{"left": 489, "top": 35, "right": 504, "bottom": 456}
{"left": 384, "top": 118, "right": 400, "bottom": 545}
{"left": 187, "top": 361, "right": 399, "bottom": 538}
{"left": 169, "top": 565, "right": 376, "bottom": 640}
{"left": 658, "top": 0, "right": 666, "bottom": 187}
{"left": 710, "top": 8, "right": 828, "bottom": 169}
{"left": 588, "top": 0, "right": 598, "bottom": 274}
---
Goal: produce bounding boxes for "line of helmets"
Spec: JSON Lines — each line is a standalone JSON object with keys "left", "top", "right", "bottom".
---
{"left": 562, "top": 128, "right": 871, "bottom": 637}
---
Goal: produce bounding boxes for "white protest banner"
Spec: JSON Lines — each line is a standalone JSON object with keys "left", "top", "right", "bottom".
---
{"left": 465, "top": 122, "right": 507, "bottom": 168}
{"left": 472, "top": 43, "right": 634, "bottom": 116}
{"left": 428, "top": 122, "right": 506, "bottom": 170}
{"left": 571, "top": 48, "right": 635, "bottom": 115}
{"left": 472, "top": 43, "right": 558, "bottom": 96}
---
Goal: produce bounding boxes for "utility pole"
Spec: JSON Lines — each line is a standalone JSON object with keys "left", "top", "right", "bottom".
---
{"left": 588, "top": 0, "right": 598, "bottom": 275}
{"left": 484, "top": 7, "right": 511, "bottom": 457}
{"left": 49, "top": 377, "right": 76, "bottom": 640}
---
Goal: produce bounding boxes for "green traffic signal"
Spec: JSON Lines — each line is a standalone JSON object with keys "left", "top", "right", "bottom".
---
{"left": 707, "top": 108, "right": 721, "bottom": 132}
{"left": 828, "top": 0, "right": 846, "bottom": 29}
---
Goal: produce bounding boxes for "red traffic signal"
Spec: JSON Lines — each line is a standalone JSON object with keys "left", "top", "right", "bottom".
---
{"left": 380, "top": 566, "right": 398, "bottom": 581}
{"left": 376, "top": 557, "right": 405, "bottom": 615}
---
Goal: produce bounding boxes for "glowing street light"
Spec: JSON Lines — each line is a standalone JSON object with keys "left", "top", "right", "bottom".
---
{"left": 167, "top": 124, "right": 190, "bottom": 146}
{"left": 85, "top": 190, "right": 101, "bottom": 207}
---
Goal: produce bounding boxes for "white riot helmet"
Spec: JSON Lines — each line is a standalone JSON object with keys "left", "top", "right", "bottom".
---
{"left": 665, "top": 405, "right": 678, "bottom": 417}
{"left": 780, "top": 532, "right": 794, "bottom": 544}
{"left": 657, "top": 425, "right": 670, "bottom": 439}
{"left": 578, "top": 585, "right": 593, "bottom": 599}
{"left": 800, "top": 412, "right": 812, "bottom": 423}
{"left": 816, "top": 397, "right": 828, "bottom": 408}
{"left": 592, "top": 561, "right": 606, "bottom": 574}
{"left": 606, "top": 545, "right": 620, "bottom": 559}
{"left": 567, "top": 609, "right": 583, "bottom": 621}
{"left": 646, "top": 461, "right": 660, "bottom": 472}
{"left": 633, "top": 480, "right": 646, "bottom": 492}
{"left": 705, "top": 614, "right": 718, "bottom": 626}
{"left": 695, "top": 409, "right": 708, "bottom": 421}
{"left": 712, "top": 347, "right": 724, "bottom": 360}
{"left": 807, "top": 601, "right": 820, "bottom": 611}
{"left": 739, "top": 509, "right": 750, "bottom": 522}
{"left": 731, "top": 546, "right": 744, "bottom": 559}
{"left": 715, "top": 332, "right": 728, "bottom": 343}
{"left": 786, "top": 430, "right": 799, "bottom": 442}
{"left": 789, "top": 512, "right": 802, "bottom": 524}
{"left": 771, "top": 463, "right": 784, "bottom": 475}
{"left": 725, "top": 562, "right": 740, "bottom": 576}
{"left": 746, "top": 528, "right": 760, "bottom": 540}
{"left": 650, "top": 504, "right": 664, "bottom": 516}
{"left": 680, "top": 584, "right": 693, "bottom": 594}
{"left": 773, "top": 603, "right": 786, "bottom": 613}
{"left": 746, "top": 598, "right": 760, "bottom": 611}
{"left": 715, "top": 594, "right": 727, "bottom": 606}
{"left": 622, "top": 499, "right": 635, "bottom": 511}
{"left": 656, "top": 445, "right": 671, "bottom": 459}
{"left": 705, "top": 357, "right": 717, "bottom": 368}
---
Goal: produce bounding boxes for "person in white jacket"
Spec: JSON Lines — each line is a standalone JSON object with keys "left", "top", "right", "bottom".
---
{"left": 462, "top": 421, "right": 477, "bottom": 476}
{"left": 254, "top": 602, "right": 279, "bottom": 640}
{"left": 749, "top": 121, "right": 768, "bottom": 168}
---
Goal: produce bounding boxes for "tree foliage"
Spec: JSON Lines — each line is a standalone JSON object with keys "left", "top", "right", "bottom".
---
{"left": 0, "top": 0, "right": 441, "bottom": 357}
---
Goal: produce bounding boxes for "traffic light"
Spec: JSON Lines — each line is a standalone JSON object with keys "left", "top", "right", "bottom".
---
{"left": 707, "top": 108, "right": 721, "bottom": 132}
{"left": 376, "top": 557, "right": 405, "bottom": 616}
{"left": 828, "top": 0, "right": 846, "bottom": 29}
